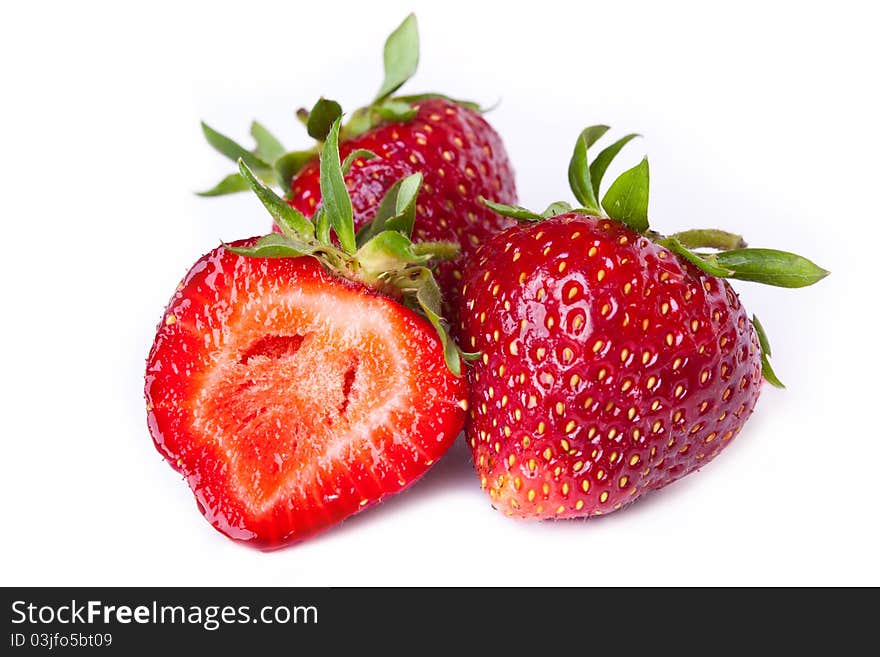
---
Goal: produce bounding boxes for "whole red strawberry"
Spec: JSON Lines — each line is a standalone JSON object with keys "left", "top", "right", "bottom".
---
{"left": 147, "top": 120, "right": 468, "bottom": 548}
{"left": 457, "top": 127, "right": 828, "bottom": 518}
{"left": 287, "top": 96, "right": 515, "bottom": 312}
{"left": 198, "top": 14, "right": 516, "bottom": 315}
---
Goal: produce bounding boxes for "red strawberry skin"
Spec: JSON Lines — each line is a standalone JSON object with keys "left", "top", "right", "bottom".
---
{"left": 145, "top": 241, "right": 467, "bottom": 548}
{"left": 457, "top": 214, "right": 763, "bottom": 518}
{"left": 286, "top": 98, "right": 517, "bottom": 311}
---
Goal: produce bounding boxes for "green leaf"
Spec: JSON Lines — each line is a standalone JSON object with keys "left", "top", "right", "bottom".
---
{"left": 589, "top": 133, "right": 639, "bottom": 198}
{"left": 580, "top": 125, "right": 610, "bottom": 149}
{"left": 237, "top": 159, "right": 314, "bottom": 240}
{"left": 201, "top": 122, "right": 270, "bottom": 172}
{"left": 356, "top": 231, "right": 430, "bottom": 275}
{"left": 601, "top": 157, "right": 650, "bottom": 233}
{"left": 225, "top": 234, "right": 313, "bottom": 259}
{"left": 306, "top": 98, "right": 343, "bottom": 141}
{"left": 356, "top": 200, "right": 391, "bottom": 247}
{"left": 319, "top": 118, "right": 356, "bottom": 253}
{"left": 752, "top": 314, "right": 785, "bottom": 388}
{"left": 375, "top": 14, "right": 420, "bottom": 102}
{"left": 480, "top": 197, "right": 543, "bottom": 221}
{"left": 341, "top": 149, "right": 377, "bottom": 175}
{"left": 314, "top": 208, "right": 330, "bottom": 244}
{"left": 567, "top": 126, "right": 608, "bottom": 212}
{"left": 659, "top": 237, "right": 734, "bottom": 277}
{"left": 411, "top": 268, "right": 461, "bottom": 377}
{"left": 759, "top": 355, "right": 785, "bottom": 389}
{"left": 714, "top": 248, "right": 830, "bottom": 288}
{"left": 358, "top": 173, "right": 423, "bottom": 245}
{"left": 751, "top": 314, "right": 772, "bottom": 357}
{"left": 275, "top": 149, "right": 316, "bottom": 189}
{"left": 256, "top": 233, "right": 316, "bottom": 253}
{"left": 384, "top": 173, "right": 422, "bottom": 236}
{"left": 541, "top": 201, "right": 573, "bottom": 218}
{"left": 250, "top": 121, "right": 285, "bottom": 162}
{"left": 394, "top": 93, "right": 481, "bottom": 112}
{"left": 670, "top": 228, "right": 747, "bottom": 251}
{"left": 373, "top": 99, "right": 417, "bottom": 122}
{"left": 196, "top": 173, "right": 250, "bottom": 197}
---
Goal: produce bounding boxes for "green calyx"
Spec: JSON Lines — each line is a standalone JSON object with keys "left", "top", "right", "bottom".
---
{"left": 751, "top": 315, "right": 784, "bottom": 389}
{"left": 483, "top": 125, "right": 830, "bottom": 387}
{"left": 226, "top": 116, "right": 466, "bottom": 376}
{"left": 198, "top": 14, "right": 483, "bottom": 199}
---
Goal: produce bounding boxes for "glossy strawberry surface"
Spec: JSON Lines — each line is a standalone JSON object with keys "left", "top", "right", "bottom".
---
{"left": 146, "top": 241, "right": 467, "bottom": 548}
{"left": 457, "top": 214, "right": 763, "bottom": 518}
{"left": 286, "top": 98, "right": 517, "bottom": 313}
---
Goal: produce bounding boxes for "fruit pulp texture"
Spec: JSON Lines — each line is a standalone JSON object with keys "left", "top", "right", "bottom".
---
{"left": 195, "top": 297, "right": 406, "bottom": 512}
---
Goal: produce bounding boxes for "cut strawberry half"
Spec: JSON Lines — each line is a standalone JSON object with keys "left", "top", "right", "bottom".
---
{"left": 147, "top": 250, "right": 466, "bottom": 547}
{"left": 146, "top": 117, "right": 468, "bottom": 548}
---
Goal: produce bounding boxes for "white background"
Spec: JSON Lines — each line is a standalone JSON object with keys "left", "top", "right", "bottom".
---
{"left": 2, "top": 0, "right": 877, "bottom": 586}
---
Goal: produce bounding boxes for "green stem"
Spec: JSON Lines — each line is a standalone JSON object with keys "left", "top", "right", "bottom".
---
{"left": 670, "top": 229, "right": 747, "bottom": 251}
{"left": 412, "top": 240, "right": 461, "bottom": 261}
{"left": 657, "top": 237, "right": 734, "bottom": 277}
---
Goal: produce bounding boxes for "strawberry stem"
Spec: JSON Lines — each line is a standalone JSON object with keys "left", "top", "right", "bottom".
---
{"left": 412, "top": 241, "right": 460, "bottom": 260}
{"left": 670, "top": 229, "right": 747, "bottom": 251}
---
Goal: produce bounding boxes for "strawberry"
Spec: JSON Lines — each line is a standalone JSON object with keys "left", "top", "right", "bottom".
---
{"left": 147, "top": 119, "right": 468, "bottom": 548}
{"left": 457, "top": 126, "right": 828, "bottom": 519}
{"left": 285, "top": 97, "right": 516, "bottom": 316}
{"left": 198, "top": 14, "right": 517, "bottom": 315}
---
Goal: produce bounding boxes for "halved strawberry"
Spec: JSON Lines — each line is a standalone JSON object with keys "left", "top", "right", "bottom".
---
{"left": 147, "top": 119, "right": 467, "bottom": 548}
